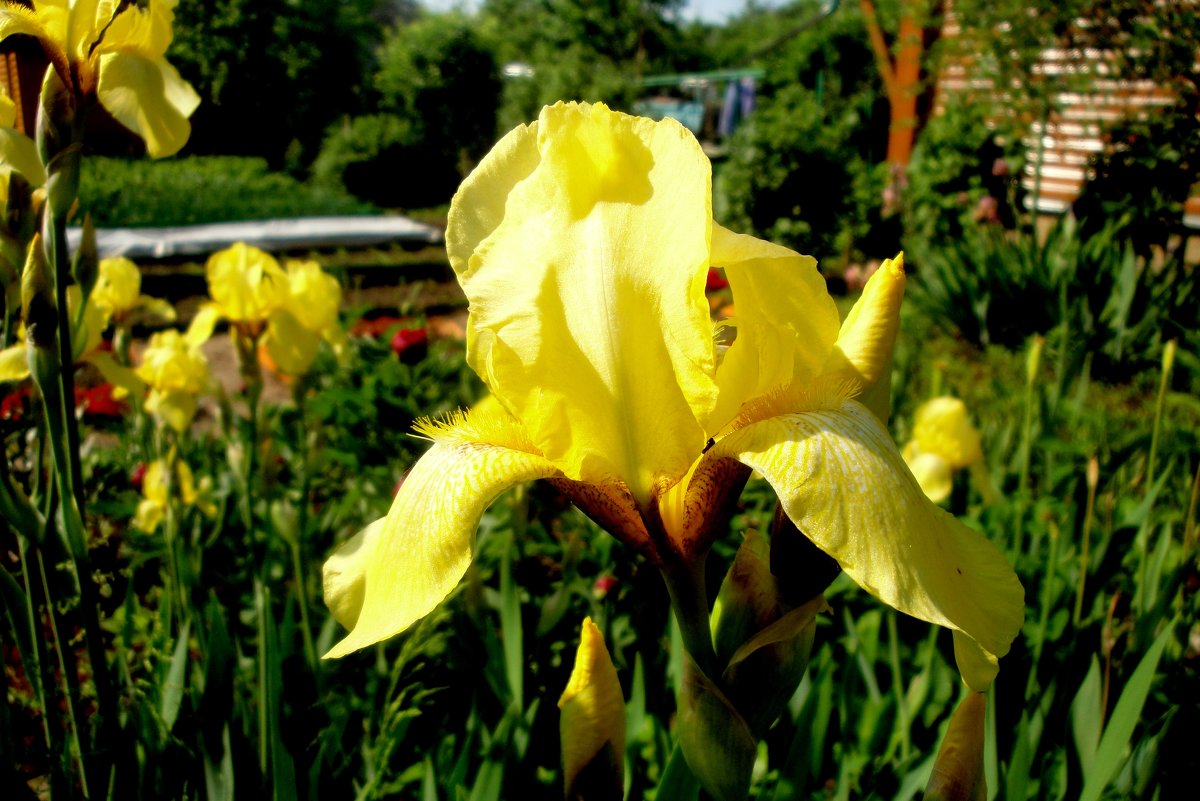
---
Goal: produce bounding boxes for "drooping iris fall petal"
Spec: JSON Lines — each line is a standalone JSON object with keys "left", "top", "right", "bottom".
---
{"left": 714, "top": 401, "right": 1023, "bottom": 691}
{"left": 323, "top": 412, "right": 560, "bottom": 658}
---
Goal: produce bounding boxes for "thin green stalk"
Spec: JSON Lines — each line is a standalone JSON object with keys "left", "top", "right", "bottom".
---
{"left": 1146, "top": 339, "right": 1176, "bottom": 490}
{"left": 291, "top": 381, "right": 317, "bottom": 671}
{"left": 1073, "top": 457, "right": 1099, "bottom": 625}
{"left": 1026, "top": 520, "right": 1062, "bottom": 702}
{"left": 37, "top": 546, "right": 88, "bottom": 797}
{"left": 44, "top": 206, "right": 84, "bottom": 506}
{"left": 16, "top": 536, "right": 52, "bottom": 757}
{"left": 1013, "top": 335, "right": 1043, "bottom": 556}
{"left": 885, "top": 612, "right": 911, "bottom": 761}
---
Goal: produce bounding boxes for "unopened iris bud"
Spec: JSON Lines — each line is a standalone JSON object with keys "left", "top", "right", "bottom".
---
{"left": 677, "top": 655, "right": 756, "bottom": 801}
{"left": 72, "top": 215, "right": 98, "bottom": 299}
{"left": 559, "top": 618, "right": 624, "bottom": 801}
{"left": 35, "top": 70, "right": 81, "bottom": 219}
{"left": 924, "top": 693, "right": 987, "bottom": 801}
{"left": 20, "top": 235, "right": 55, "bottom": 348}
{"left": 712, "top": 529, "right": 826, "bottom": 736}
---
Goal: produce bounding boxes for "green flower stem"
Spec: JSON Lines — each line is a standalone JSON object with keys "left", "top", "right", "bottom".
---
{"left": 44, "top": 187, "right": 85, "bottom": 507}
{"left": 1026, "top": 519, "right": 1062, "bottom": 702}
{"left": 237, "top": 330, "right": 263, "bottom": 532}
{"left": 660, "top": 556, "right": 717, "bottom": 679}
{"left": 291, "top": 379, "right": 318, "bottom": 671}
{"left": 15, "top": 536, "right": 52, "bottom": 762}
{"left": 1146, "top": 339, "right": 1176, "bottom": 491}
{"left": 37, "top": 542, "right": 88, "bottom": 796}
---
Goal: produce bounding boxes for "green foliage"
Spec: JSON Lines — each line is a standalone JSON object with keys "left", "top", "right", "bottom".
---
{"left": 903, "top": 101, "right": 1020, "bottom": 257}
{"left": 169, "top": 0, "right": 384, "bottom": 166}
{"left": 479, "top": 0, "right": 684, "bottom": 130}
{"left": 713, "top": 4, "right": 889, "bottom": 264}
{"left": 78, "top": 156, "right": 373, "bottom": 227}
{"left": 312, "top": 115, "right": 459, "bottom": 209}
{"left": 375, "top": 13, "right": 502, "bottom": 169}
{"left": 716, "top": 86, "right": 859, "bottom": 257}
{"left": 908, "top": 216, "right": 1199, "bottom": 381}
{"left": 315, "top": 13, "right": 501, "bottom": 208}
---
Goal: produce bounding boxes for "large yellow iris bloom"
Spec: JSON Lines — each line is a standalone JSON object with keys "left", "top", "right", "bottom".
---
{"left": 323, "top": 103, "right": 1023, "bottom": 691}
{"left": 0, "top": 0, "right": 200, "bottom": 158}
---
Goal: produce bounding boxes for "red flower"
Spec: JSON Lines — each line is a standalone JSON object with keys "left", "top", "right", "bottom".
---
{"left": 130, "top": 463, "right": 147, "bottom": 492}
{"left": 1, "top": 386, "right": 32, "bottom": 421}
{"left": 705, "top": 268, "right": 729, "bottom": 292}
{"left": 593, "top": 575, "right": 617, "bottom": 597}
{"left": 391, "top": 326, "right": 429, "bottom": 364}
{"left": 75, "top": 384, "right": 128, "bottom": 420}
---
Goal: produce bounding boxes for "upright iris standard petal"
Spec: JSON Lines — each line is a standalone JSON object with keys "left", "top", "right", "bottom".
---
{"left": 325, "top": 437, "right": 560, "bottom": 658}
{"left": 820, "top": 255, "right": 905, "bottom": 424}
{"left": 714, "top": 400, "right": 1023, "bottom": 691}
{"left": 705, "top": 223, "right": 840, "bottom": 435}
{"left": 446, "top": 102, "right": 717, "bottom": 502}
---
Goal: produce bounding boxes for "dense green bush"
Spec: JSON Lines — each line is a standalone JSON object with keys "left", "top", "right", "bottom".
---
{"left": 314, "top": 13, "right": 501, "bottom": 208}
{"left": 79, "top": 157, "right": 373, "bottom": 227}
{"left": 715, "top": 86, "right": 866, "bottom": 262}
{"left": 908, "top": 216, "right": 1198, "bottom": 381}
{"left": 312, "top": 115, "right": 460, "bottom": 209}
{"left": 903, "top": 100, "right": 1020, "bottom": 257}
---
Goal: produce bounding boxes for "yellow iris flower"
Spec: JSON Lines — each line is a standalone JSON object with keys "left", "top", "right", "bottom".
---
{"left": 132, "top": 455, "right": 216, "bottom": 533}
{"left": 187, "top": 242, "right": 290, "bottom": 346}
{"left": 135, "top": 327, "right": 211, "bottom": 432}
{"left": 902, "top": 397, "right": 989, "bottom": 504}
{"left": 0, "top": 0, "right": 200, "bottom": 158}
{"left": 92, "top": 256, "right": 175, "bottom": 324}
{"left": 261, "top": 259, "right": 346, "bottom": 376}
{"left": 322, "top": 103, "right": 1023, "bottom": 691}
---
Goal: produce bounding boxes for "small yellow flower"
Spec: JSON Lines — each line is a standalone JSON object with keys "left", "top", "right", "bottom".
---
{"left": 0, "top": 0, "right": 200, "bottom": 158}
{"left": 136, "top": 328, "right": 211, "bottom": 431}
{"left": 92, "top": 257, "right": 175, "bottom": 324}
{"left": 133, "top": 456, "right": 216, "bottom": 533}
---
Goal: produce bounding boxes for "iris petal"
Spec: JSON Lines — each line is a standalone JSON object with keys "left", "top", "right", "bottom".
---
{"left": 714, "top": 400, "right": 1023, "bottom": 690}
{"left": 447, "top": 102, "right": 716, "bottom": 501}
{"left": 707, "top": 222, "right": 839, "bottom": 435}
{"left": 324, "top": 437, "right": 559, "bottom": 657}
{"left": 821, "top": 255, "right": 905, "bottom": 424}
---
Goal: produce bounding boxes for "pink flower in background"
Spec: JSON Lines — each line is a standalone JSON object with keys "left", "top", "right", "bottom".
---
{"left": 391, "top": 326, "right": 429, "bottom": 364}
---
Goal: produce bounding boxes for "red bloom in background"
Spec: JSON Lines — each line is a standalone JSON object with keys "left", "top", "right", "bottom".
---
{"left": 130, "top": 463, "right": 147, "bottom": 492}
{"left": 1, "top": 386, "right": 31, "bottom": 421}
{"left": 705, "top": 268, "right": 729, "bottom": 292}
{"left": 391, "top": 326, "right": 429, "bottom": 364}
{"left": 75, "top": 384, "right": 128, "bottom": 421}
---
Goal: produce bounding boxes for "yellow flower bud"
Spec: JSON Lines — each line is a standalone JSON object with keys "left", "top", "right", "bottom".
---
{"left": 559, "top": 618, "right": 624, "bottom": 801}
{"left": 912, "top": 397, "right": 983, "bottom": 470}
{"left": 924, "top": 693, "right": 987, "bottom": 801}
